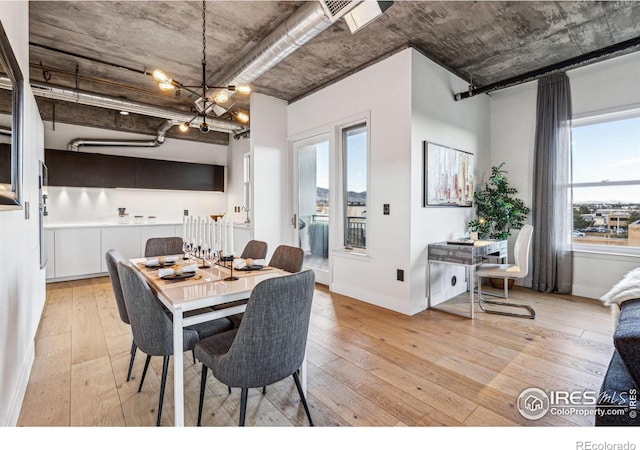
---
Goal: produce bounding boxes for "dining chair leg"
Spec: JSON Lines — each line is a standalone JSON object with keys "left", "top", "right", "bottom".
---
{"left": 239, "top": 388, "right": 248, "bottom": 426}
{"left": 156, "top": 356, "right": 170, "bottom": 427}
{"left": 228, "top": 386, "right": 231, "bottom": 394}
{"left": 292, "top": 371, "right": 314, "bottom": 426}
{"left": 192, "top": 349, "right": 196, "bottom": 364}
{"left": 197, "top": 365, "right": 208, "bottom": 426}
{"left": 138, "top": 354, "right": 152, "bottom": 392}
{"left": 126, "top": 341, "right": 137, "bottom": 382}
{"left": 262, "top": 386, "right": 266, "bottom": 395}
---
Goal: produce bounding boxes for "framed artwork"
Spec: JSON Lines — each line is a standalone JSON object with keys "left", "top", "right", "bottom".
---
{"left": 0, "top": 21, "right": 24, "bottom": 209}
{"left": 424, "top": 141, "right": 473, "bottom": 207}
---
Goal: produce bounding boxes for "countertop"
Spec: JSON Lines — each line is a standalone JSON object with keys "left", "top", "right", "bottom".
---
{"left": 45, "top": 221, "right": 253, "bottom": 230}
{"left": 44, "top": 221, "right": 182, "bottom": 229}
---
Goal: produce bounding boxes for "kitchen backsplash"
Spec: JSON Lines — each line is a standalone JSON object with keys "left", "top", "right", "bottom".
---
{"left": 45, "top": 186, "right": 227, "bottom": 225}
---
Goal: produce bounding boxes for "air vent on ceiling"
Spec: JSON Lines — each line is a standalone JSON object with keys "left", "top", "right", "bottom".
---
{"left": 318, "top": 0, "right": 363, "bottom": 22}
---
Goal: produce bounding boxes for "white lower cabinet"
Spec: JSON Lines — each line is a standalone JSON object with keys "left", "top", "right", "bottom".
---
{"left": 46, "top": 223, "right": 183, "bottom": 281}
{"left": 54, "top": 227, "right": 102, "bottom": 278}
{"left": 101, "top": 227, "right": 141, "bottom": 272}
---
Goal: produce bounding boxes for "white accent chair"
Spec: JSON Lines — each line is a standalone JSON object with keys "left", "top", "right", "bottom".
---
{"left": 476, "top": 224, "right": 535, "bottom": 319}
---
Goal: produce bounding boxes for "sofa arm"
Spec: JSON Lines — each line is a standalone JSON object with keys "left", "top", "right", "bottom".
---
{"left": 613, "top": 298, "right": 640, "bottom": 388}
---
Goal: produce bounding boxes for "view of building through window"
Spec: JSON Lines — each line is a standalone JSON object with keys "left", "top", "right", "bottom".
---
{"left": 343, "top": 123, "right": 367, "bottom": 250}
{"left": 571, "top": 114, "right": 640, "bottom": 250}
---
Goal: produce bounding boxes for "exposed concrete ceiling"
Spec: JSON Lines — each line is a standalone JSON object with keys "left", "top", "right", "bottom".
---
{"left": 16, "top": 1, "right": 640, "bottom": 144}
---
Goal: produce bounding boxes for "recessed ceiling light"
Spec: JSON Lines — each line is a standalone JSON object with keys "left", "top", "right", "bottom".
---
{"left": 119, "top": 110, "right": 129, "bottom": 116}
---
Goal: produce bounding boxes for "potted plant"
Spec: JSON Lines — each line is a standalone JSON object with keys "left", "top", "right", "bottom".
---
{"left": 468, "top": 163, "right": 530, "bottom": 288}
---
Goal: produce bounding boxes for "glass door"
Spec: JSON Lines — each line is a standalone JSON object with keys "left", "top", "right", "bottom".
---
{"left": 293, "top": 134, "right": 331, "bottom": 285}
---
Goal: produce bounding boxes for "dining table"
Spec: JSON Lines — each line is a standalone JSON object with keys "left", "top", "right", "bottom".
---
{"left": 129, "top": 255, "right": 303, "bottom": 427}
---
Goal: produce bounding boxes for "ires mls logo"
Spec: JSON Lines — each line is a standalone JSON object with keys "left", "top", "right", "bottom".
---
{"left": 517, "top": 387, "right": 635, "bottom": 420}
{"left": 517, "top": 388, "right": 550, "bottom": 420}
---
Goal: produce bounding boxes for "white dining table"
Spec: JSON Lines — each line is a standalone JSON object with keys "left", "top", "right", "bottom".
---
{"left": 129, "top": 256, "right": 305, "bottom": 427}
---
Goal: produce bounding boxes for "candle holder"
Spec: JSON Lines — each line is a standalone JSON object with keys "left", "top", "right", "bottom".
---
{"left": 195, "top": 246, "right": 210, "bottom": 269}
{"left": 221, "top": 252, "right": 238, "bottom": 281}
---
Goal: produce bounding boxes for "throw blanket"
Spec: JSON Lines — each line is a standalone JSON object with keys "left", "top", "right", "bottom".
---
{"left": 600, "top": 267, "right": 640, "bottom": 306}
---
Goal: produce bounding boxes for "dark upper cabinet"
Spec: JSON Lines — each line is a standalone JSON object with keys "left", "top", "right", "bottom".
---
{"left": 46, "top": 149, "right": 136, "bottom": 188}
{"left": 45, "top": 149, "right": 224, "bottom": 192}
{"left": 135, "top": 158, "right": 224, "bottom": 191}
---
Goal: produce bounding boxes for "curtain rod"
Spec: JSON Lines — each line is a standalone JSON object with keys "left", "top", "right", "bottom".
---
{"left": 454, "top": 35, "right": 640, "bottom": 101}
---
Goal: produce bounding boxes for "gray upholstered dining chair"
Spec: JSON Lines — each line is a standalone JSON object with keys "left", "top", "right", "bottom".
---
{"left": 117, "top": 261, "right": 234, "bottom": 426}
{"left": 240, "top": 240, "right": 268, "bottom": 260}
{"left": 105, "top": 249, "right": 138, "bottom": 382}
{"left": 225, "top": 243, "right": 304, "bottom": 329}
{"left": 144, "top": 236, "right": 183, "bottom": 257}
{"left": 195, "top": 270, "right": 316, "bottom": 427}
{"left": 268, "top": 244, "right": 304, "bottom": 273}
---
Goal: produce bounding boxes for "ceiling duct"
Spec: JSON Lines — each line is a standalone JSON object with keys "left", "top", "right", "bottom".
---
{"left": 67, "top": 119, "right": 177, "bottom": 152}
{"left": 318, "top": 1, "right": 363, "bottom": 22}
{"left": 0, "top": 77, "right": 246, "bottom": 135}
{"left": 204, "top": 0, "right": 358, "bottom": 104}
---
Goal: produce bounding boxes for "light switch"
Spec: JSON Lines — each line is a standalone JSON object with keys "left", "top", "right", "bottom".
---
{"left": 383, "top": 204, "right": 390, "bottom": 215}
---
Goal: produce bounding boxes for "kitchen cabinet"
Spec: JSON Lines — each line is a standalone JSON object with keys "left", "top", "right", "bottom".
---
{"left": 54, "top": 227, "right": 102, "bottom": 278}
{"left": 45, "top": 149, "right": 224, "bottom": 191}
{"left": 46, "top": 223, "right": 183, "bottom": 281}
{"left": 101, "top": 226, "right": 141, "bottom": 272}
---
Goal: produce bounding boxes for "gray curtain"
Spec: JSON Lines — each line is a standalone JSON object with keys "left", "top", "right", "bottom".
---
{"left": 531, "top": 72, "right": 573, "bottom": 294}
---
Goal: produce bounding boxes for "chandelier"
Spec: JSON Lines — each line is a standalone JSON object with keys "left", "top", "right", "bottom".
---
{"left": 151, "top": 1, "right": 251, "bottom": 133}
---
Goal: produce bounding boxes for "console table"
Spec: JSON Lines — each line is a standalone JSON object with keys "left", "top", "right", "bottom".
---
{"left": 428, "top": 239, "right": 507, "bottom": 319}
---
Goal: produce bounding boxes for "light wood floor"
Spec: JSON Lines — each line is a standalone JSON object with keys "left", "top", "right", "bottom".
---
{"left": 17, "top": 276, "right": 617, "bottom": 427}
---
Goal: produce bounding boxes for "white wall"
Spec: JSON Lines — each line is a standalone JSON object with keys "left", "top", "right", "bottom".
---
{"left": 226, "top": 136, "right": 251, "bottom": 225}
{"left": 288, "top": 48, "right": 488, "bottom": 315}
{"left": 490, "top": 51, "right": 640, "bottom": 298}
{"left": 0, "top": 2, "right": 47, "bottom": 426}
{"left": 42, "top": 122, "right": 229, "bottom": 225}
{"left": 251, "top": 93, "right": 288, "bottom": 261}
{"left": 410, "top": 50, "right": 491, "bottom": 313}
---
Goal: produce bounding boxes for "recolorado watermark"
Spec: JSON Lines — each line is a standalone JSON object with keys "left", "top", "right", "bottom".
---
{"left": 576, "top": 442, "right": 636, "bottom": 450}
{"left": 517, "top": 387, "right": 637, "bottom": 420}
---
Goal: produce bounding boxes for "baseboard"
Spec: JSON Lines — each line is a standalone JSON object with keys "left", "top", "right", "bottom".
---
{"left": 330, "top": 281, "right": 411, "bottom": 315}
{"left": 5, "top": 339, "right": 35, "bottom": 426}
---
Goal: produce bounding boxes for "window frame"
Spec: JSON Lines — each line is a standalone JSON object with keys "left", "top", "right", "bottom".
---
{"left": 338, "top": 119, "right": 369, "bottom": 255}
{"left": 570, "top": 105, "right": 640, "bottom": 256}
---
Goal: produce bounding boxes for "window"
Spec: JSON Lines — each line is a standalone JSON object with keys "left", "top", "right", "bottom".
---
{"left": 243, "top": 153, "right": 251, "bottom": 213}
{"left": 571, "top": 110, "right": 640, "bottom": 252}
{"left": 342, "top": 123, "right": 367, "bottom": 251}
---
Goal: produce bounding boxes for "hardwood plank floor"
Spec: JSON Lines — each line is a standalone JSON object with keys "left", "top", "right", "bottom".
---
{"left": 18, "top": 277, "right": 619, "bottom": 429}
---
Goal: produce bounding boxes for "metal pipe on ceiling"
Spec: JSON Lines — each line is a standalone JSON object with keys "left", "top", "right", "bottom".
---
{"left": 67, "top": 119, "right": 177, "bottom": 151}
{"left": 454, "top": 35, "right": 640, "bottom": 101}
{"left": 203, "top": 1, "right": 333, "bottom": 103}
{"left": 0, "top": 77, "right": 245, "bottom": 134}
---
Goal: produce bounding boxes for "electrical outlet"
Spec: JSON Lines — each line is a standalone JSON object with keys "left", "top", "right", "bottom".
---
{"left": 397, "top": 269, "right": 404, "bottom": 281}
{"left": 184, "top": 209, "right": 189, "bottom": 216}
{"left": 383, "top": 204, "right": 390, "bottom": 215}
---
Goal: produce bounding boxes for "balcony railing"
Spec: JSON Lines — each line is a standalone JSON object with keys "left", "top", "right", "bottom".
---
{"left": 346, "top": 216, "right": 366, "bottom": 249}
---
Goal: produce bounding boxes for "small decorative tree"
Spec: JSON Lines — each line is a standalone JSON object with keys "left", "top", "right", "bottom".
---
{"left": 468, "top": 163, "right": 530, "bottom": 240}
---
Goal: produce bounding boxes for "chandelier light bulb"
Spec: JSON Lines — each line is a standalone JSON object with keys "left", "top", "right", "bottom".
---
{"left": 236, "top": 85, "right": 251, "bottom": 95}
{"left": 158, "top": 81, "right": 175, "bottom": 91}
{"left": 235, "top": 111, "right": 250, "bottom": 123}
{"left": 214, "top": 91, "right": 229, "bottom": 103}
{"left": 179, "top": 122, "right": 190, "bottom": 132}
{"left": 152, "top": 69, "right": 172, "bottom": 84}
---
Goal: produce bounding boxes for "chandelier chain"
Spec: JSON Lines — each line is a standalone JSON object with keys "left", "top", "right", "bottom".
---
{"left": 202, "top": 0, "right": 207, "bottom": 66}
